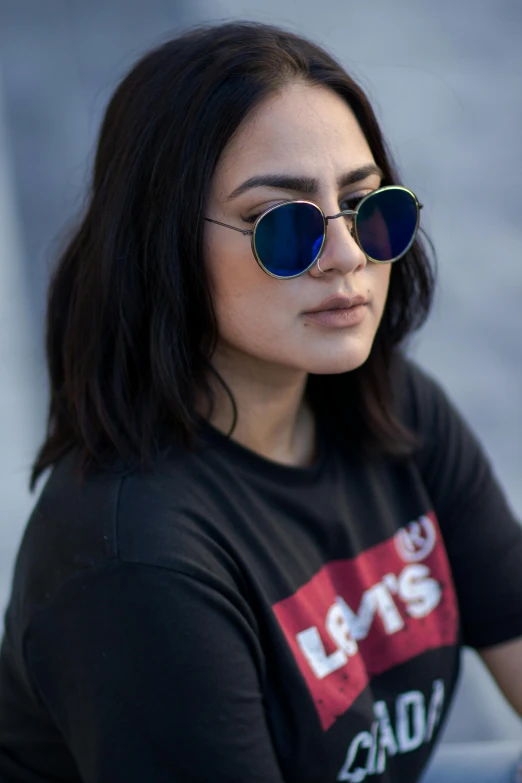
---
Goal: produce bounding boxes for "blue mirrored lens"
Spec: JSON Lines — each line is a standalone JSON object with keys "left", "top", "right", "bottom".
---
{"left": 254, "top": 202, "right": 325, "bottom": 277}
{"left": 356, "top": 189, "right": 418, "bottom": 262}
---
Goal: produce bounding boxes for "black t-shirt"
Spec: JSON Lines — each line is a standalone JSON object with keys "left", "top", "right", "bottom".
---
{"left": 1, "top": 358, "right": 521, "bottom": 783}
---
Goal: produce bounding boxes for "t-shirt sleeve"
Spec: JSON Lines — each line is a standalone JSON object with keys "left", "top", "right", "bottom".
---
{"left": 24, "top": 560, "right": 286, "bottom": 783}
{"left": 397, "top": 356, "right": 522, "bottom": 650}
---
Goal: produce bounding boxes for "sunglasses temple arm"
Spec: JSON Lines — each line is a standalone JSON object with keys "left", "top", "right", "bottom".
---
{"left": 204, "top": 217, "right": 253, "bottom": 236}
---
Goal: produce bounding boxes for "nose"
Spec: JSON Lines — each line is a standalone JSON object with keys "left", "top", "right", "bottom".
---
{"left": 308, "top": 213, "right": 367, "bottom": 278}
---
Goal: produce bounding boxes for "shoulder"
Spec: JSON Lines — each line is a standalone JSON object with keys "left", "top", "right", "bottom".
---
{"left": 16, "top": 442, "right": 241, "bottom": 617}
{"left": 389, "top": 352, "right": 496, "bottom": 489}
{"left": 391, "top": 352, "right": 450, "bottom": 432}
{"left": 390, "top": 352, "right": 476, "bottom": 457}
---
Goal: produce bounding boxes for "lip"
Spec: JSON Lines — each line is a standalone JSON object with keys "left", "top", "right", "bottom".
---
{"left": 302, "top": 305, "right": 367, "bottom": 329}
{"left": 303, "top": 294, "right": 368, "bottom": 314}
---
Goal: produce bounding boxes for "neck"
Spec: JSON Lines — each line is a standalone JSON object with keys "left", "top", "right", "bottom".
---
{"left": 200, "top": 343, "right": 316, "bottom": 467}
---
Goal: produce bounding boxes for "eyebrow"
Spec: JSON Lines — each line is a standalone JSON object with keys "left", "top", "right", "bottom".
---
{"left": 225, "top": 163, "right": 384, "bottom": 201}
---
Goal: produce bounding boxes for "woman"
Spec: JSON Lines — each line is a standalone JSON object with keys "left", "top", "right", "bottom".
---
{"left": 0, "top": 20, "right": 520, "bottom": 783}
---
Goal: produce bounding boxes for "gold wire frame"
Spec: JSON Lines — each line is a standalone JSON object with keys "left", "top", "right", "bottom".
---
{"left": 205, "top": 185, "right": 422, "bottom": 280}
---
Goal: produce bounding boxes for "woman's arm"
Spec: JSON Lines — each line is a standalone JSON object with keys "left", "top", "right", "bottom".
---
{"left": 479, "top": 636, "right": 522, "bottom": 717}
{"left": 25, "top": 559, "right": 286, "bottom": 783}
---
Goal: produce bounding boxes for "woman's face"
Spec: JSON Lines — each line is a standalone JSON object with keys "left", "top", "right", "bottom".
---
{"left": 204, "top": 82, "right": 392, "bottom": 376}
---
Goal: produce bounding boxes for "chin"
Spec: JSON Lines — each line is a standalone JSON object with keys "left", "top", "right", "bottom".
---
{"left": 303, "top": 343, "right": 373, "bottom": 375}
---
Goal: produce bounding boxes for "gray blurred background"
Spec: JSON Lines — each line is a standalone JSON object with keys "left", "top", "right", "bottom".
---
{"left": 1, "top": 0, "right": 521, "bottom": 744}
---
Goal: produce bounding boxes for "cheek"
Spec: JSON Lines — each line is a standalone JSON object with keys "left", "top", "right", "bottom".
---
{"left": 204, "top": 229, "right": 292, "bottom": 349}
{"left": 370, "top": 263, "right": 392, "bottom": 316}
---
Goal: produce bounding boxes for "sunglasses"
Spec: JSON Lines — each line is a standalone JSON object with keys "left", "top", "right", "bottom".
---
{"left": 205, "top": 185, "right": 422, "bottom": 279}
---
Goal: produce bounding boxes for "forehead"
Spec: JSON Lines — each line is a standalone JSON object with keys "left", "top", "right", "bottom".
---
{"left": 214, "top": 83, "right": 375, "bottom": 190}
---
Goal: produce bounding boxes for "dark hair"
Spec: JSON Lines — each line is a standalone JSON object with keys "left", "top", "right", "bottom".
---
{"left": 31, "top": 20, "right": 435, "bottom": 489}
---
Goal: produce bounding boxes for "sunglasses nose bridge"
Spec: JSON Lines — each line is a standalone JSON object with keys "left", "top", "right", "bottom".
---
{"left": 317, "top": 211, "right": 365, "bottom": 276}
{"left": 324, "top": 210, "right": 357, "bottom": 241}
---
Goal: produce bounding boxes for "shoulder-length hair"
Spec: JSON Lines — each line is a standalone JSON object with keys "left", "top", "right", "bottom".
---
{"left": 31, "top": 21, "right": 435, "bottom": 489}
